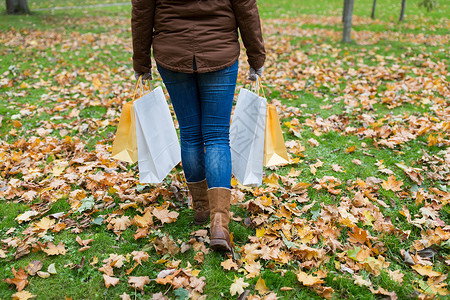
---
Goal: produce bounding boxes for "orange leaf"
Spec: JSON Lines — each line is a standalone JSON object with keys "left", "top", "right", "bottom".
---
{"left": 348, "top": 227, "right": 368, "bottom": 244}
{"left": 3, "top": 267, "right": 28, "bottom": 292}
{"left": 381, "top": 175, "right": 403, "bottom": 192}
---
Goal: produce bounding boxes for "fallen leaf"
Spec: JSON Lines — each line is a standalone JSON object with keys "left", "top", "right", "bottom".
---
{"left": 103, "top": 274, "right": 120, "bottom": 288}
{"left": 255, "top": 277, "right": 270, "bottom": 295}
{"left": 128, "top": 276, "right": 150, "bottom": 291}
{"left": 230, "top": 277, "right": 250, "bottom": 296}
{"left": 4, "top": 267, "right": 28, "bottom": 291}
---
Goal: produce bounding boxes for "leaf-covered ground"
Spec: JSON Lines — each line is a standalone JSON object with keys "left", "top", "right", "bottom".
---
{"left": 0, "top": 0, "right": 449, "bottom": 299}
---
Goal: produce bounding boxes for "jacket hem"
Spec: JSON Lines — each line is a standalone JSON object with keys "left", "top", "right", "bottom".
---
{"left": 155, "top": 55, "right": 239, "bottom": 74}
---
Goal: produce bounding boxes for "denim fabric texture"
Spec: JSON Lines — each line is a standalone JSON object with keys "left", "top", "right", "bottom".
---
{"left": 157, "top": 60, "right": 239, "bottom": 188}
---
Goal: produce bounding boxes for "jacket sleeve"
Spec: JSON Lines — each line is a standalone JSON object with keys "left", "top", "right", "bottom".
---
{"left": 231, "top": 0, "right": 266, "bottom": 69}
{"left": 131, "top": 0, "right": 155, "bottom": 74}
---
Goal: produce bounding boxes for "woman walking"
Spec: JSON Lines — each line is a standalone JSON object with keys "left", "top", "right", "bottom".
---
{"left": 131, "top": 0, "right": 265, "bottom": 252}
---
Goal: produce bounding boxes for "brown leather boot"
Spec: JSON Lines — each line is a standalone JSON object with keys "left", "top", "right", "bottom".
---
{"left": 186, "top": 179, "right": 209, "bottom": 225}
{"left": 208, "top": 187, "right": 232, "bottom": 252}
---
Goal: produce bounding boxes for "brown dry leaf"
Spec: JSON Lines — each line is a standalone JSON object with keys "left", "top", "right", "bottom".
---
{"left": 4, "top": 267, "right": 28, "bottom": 291}
{"left": 98, "top": 264, "right": 114, "bottom": 276}
{"left": 76, "top": 235, "right": 94, "bottom": 248}
{"left": 42, "top": 242, "right": 66, "bottom": 256}
{"left": 331, "top": 164, "right": 345, "bottom": 173}
{"left": 296, "top": 271, "right": 324, "bottom": 286}
{"left": 353, "top": 275, "right": 372, "bottom": 287}
{"left": 255, "top": 277, "right": 270, "bottom": 295}
{"left": 11, "top": 290, "right": 36, "bottom": 300}
{"left": 25, "top": 260, "right": 43, "bottom": 276}
{"left": 128, "top": 276, "right": 150, "bottom": 291}
{"left": 352, "top": 159, "right": 362, "bottom": 165}
{"left": 131, "top": 251, "right": 149, "bottom": 265}
{"left": 119, "top": 293, "right": 131, "bottom": 300}
{"left": 103, "top": 274, "right": 120, "bottom": 288}
{"left": 307, "top": 138, "right": 320, "bottom": 147}
{"left": 152, "top": 207, "right": 179, "bottom": 224}
{"left": 388, "top": 270, "right": 404, "bottom": 284}
{"left": 381, "top": 175, "right": 403, "bottom": 192}
{"left": 133, "top": 210, "right": 153, "bottom": 228}
{"left": 190, "top": 276, "right": 206, "bottom": 293}
{"left": 221, "top": 259, "right": 239, "bottom": 271}
{"left": 109, "top": 216, "right": 131, "bottom": 231}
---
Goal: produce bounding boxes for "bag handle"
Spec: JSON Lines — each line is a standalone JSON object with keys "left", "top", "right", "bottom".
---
{"left": 250, "top": 76, "right": 267, "bottom": 100}
{"left": 132, "top": 76, "right": 152, "bottom": 100}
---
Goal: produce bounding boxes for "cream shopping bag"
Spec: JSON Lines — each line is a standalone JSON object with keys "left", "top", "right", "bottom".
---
{"left": 133, "top": 85, "right": 181, "bottom": 183}
{"left": 230, "top": 80, "right": 267, "bottom": 186}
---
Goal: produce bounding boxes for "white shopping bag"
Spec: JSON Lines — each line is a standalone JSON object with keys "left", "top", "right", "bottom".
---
{"left": 230, "top": 88, "right": 267, "bottom": 186}
{"left": 134, "top": 86, "right": 181, "bottom": 184}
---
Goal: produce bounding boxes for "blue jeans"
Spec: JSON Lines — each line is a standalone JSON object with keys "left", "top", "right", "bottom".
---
{"left": 157, "top": 61, "right": 238, "bottom": 188}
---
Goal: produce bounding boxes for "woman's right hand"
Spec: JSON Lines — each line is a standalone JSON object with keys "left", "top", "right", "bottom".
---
{"left": 248, "top": 66, "right": 264, "bottom": 81}
{"left": 134, "top": 72, "right": 152, "bottom": 82}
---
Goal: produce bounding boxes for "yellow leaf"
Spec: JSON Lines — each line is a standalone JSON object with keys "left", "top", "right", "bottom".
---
{"left": 381, "top": 175, "right": 403, "bottom": 192}
{"left": 255, "top": 277, "right": 269, "bottom": 295}
{"left": 296, "top": 271, "right": 324, "bottom": 286}
{"left": 12, "top": 290, "right": 36, "bottom": 300}
{"left": 256, "top": 228, "right": 266, "bottom": 238}
{"left": 411, "top": 265, "right": 441, "bottom": 277}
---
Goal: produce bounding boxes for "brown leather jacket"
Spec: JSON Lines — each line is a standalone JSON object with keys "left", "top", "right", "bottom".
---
{"left": 131, "top": 0, "right": 265, "bottom": 74}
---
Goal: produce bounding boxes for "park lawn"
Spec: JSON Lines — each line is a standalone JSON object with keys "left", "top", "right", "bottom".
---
{"left": 0, "top": 0, "right": 449, "bottom": 299}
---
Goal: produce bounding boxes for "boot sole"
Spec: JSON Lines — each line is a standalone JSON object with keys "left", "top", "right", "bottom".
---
{"left": 210, "top": 239, "right": 232, "bottom": 252}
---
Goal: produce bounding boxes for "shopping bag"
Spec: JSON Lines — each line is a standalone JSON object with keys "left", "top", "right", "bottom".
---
{"left": 263, "top": 104, "right": 289, "bottom": 167}
{"left": 111, "top": 80, "right": 147, "bottom": 163}
{"left": 230, "top": 84, "right": 267, "bottom": 186}
{"left": 134, "top": 85, "right": 181, "bottom": 184}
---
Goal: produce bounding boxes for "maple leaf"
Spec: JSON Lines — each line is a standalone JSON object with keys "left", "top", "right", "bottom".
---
{"left": 108, "top": 216, "right": 131, "bottom": 231}
{"left": 119, "top": 293, "right": 131, "bottom": 300}
{"left": 4, "top": 267, "right": 28, "bottom": 291}
{"left": 190, "top": 276, "right": 206, "bottom": 293}
{"left": 42, "top": 242, "right": 66, "bottom": 256}
{"left": 132, "top": 210, "right": 153, "bottom": 228}
{"left": 230, "top": 277, "right": 249, "bottom": 296}
{"left": 11, "top": 290, "right": 36, "bottom": 300}
{"left": 221, "top": 259, "right": 239, "bottom": 271}
{"left": 296, "top": 271, "right": 324, "bottom": 286}
{"left": 34, "top": 217, "right": 55, "bottom": 231}
{"left": 411, "top": 265, "right": 442, "bottom": 277}
{"left": 128, "top": 276, "right": 150, "bottom": 291}
{"left": 381, "top": 175, "right": 403, "bottom": 192}
{"left": 307, "top": 138, "right": 319, "bottom": 147}
{"left": 348, "top": 227, "right": 368, "bottom": 244}
{"left": 131, "top": 250, "right": 149, "bottom": 265}
{"left": 152, "top": 207, "right": 179, "bottom": 224}
{"left": 103, "top": 274, "right": 120, "bottom": 288}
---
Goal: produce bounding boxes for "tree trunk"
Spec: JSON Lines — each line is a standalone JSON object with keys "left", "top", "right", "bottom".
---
{"left": 371, "top": 0, "right": 377, "bottom": 19}
{"left": 342, "top": 0, "right": 354, "bottom": 43}
{"left": 399, "top": 0, "right": 406, "bottom": 21}
{"left": 342, "top": 0, "right": 348, "bottom": 23}
{"left": 6, "top": 0, "right": 30, "bottom": 14}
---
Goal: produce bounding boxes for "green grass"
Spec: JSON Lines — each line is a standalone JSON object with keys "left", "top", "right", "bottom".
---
{"left": 0, "top": 0, "right": 449, "bottom": 299}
